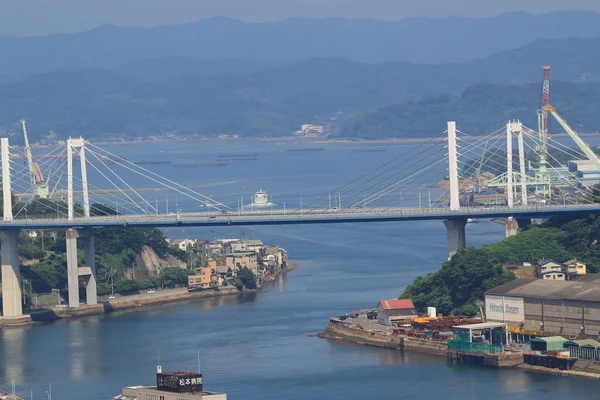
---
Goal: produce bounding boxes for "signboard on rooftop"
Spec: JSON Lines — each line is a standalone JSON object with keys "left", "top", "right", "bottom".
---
{"left": 485, "top": 295, "right": 524, "bottom": 323}
{"left": 157, "top": 372, "right": 203, "bottom": 393}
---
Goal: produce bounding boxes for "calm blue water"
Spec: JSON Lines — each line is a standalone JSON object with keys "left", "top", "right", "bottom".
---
{"left": 4, "top": 139, "right": 600, "bottom": 399}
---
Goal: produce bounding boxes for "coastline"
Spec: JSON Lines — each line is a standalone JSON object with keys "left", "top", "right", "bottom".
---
{"left": 26, "top": 132, "right": 589, "bottom": 150}
{"left": 0, "top": 263, "right": 298, "bottom": 328}
{"left": 319, "top": 319, "right": 600, "bottom": 380}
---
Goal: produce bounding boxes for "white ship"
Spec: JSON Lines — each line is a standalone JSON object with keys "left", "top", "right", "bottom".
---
{"left": 249, "top": 189, "right": 275, "bottom": 208}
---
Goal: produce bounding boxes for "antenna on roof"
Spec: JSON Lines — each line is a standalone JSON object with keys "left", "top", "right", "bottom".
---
{"left": 157, "top": 348, "right": 162, "bottom": 374}
{"left": 197, "top": 349, "right": 201, "bottom": 374}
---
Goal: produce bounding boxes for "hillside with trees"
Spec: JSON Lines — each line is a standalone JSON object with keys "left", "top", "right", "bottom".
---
{"left": 338, "top": 81, "right": 600, "bottom": 139}
{"left": 400, "top": 213, "right": 600, "bottom": 317}
{"left": 2, "top": 32, "right": 600, "bottom": 141}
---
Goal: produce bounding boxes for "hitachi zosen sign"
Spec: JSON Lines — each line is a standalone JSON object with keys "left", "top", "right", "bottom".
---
{"left": 485, "top": 295, "right": 524, "bottom": 323}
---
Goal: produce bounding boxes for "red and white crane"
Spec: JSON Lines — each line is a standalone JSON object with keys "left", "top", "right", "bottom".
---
{"left": 20, "top": 119, "right": 49, "bottom": 198}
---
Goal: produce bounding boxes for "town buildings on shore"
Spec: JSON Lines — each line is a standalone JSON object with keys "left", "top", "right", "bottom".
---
{"left": 169, "top": 237, "right": 288, "bottom": 290}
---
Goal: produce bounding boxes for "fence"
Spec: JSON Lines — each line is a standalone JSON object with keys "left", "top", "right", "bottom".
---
{"left": 569, "top": 347, "right": 600, "bottom": 361}
{"left": 447, "top": 339, "right": 504, "bottom": 354}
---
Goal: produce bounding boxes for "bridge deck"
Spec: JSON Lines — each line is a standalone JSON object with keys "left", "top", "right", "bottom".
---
{"left": 3, "top": 204, "right": 600, "bottom": 230}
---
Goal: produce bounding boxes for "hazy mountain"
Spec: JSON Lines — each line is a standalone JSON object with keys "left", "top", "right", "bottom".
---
{"left": 2, "top": 11, "right": 600, "bottom": 78}
{"left": 2, "top": 33, "right": 600, "bottom": 141}
{"left": 338, "top": 81, "right": 600, "bottom": 139}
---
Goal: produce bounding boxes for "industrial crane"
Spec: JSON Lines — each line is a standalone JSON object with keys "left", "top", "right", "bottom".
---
{"left": 20, "top": 119, "right": 49, "bottom": 198}
{"left": 545, "top": 105, "right": 600, "bottom": 170}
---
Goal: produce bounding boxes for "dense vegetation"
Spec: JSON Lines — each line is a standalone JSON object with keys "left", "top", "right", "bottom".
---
{"left": 0, "top": 195, "right": 188, "bottom": 297}
{"left": 400, "top": 214, "right": 600, "bottom": 316}
{"left": 339, "top": 82, "right": 600, "bottom": 139}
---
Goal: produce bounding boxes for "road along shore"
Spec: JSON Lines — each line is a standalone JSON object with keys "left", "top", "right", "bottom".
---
{"left": 0, "top": 263, "right": 297, "bottom": 328}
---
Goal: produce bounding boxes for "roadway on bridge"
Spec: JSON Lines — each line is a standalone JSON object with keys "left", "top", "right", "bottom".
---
{"left": 5, "top": 204, "right": 600, "bottom": 230}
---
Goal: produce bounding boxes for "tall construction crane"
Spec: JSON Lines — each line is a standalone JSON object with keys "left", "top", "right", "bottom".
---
{"left": 545, "top": 105, "right": 600, "bottom": 170}
{"left": 537, "top": 66, "right": 551, "bottom": 167}
{"left": 20, "top": 119, "right": 49, "bottom": 198}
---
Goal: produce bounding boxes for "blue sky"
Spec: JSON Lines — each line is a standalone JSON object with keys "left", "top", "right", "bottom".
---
{"left": 1, "top": 0, "right": 600, "bottom": 36}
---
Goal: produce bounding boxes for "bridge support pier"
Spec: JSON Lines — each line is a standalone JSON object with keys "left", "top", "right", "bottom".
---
{"left": 444, "top": 219, "right": 467, "bottom": 260}
{"left": 66, "top": 229, "right": 97, "bottom": 307}
{"left": 81, "top": 229, "right": 97, "bottom": 306}
{"left": 505, "top": 218, "right": 531, "bottom": 238}
{"left": 66, "top": 229, "right": 79, "bottom": 308}
{"left": 1, "top": 230, "right": 22, "bottom": 317}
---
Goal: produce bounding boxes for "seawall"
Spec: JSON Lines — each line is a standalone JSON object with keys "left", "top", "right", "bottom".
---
{"left": 0, "top": 263, "right": 297, "bottom": 327}
{"left": 323, "top": 320, "right": 447, "bottom": 357}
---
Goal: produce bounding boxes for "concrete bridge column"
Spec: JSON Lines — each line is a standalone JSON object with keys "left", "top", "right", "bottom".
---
{"left": 66, "top": 228, "right": 80, "bottom": 307}
{"left": 66, "top": 229, "right": 98, "bottom": 307}
{"left": 80, "top": 229, "right": 97, "bottom": 305}
{"left": 1, "top": 230, "right": 22, "bottom": 317}
{"left": 505, "top": 218, "right": 531, "bottom": 238}
{"left": 444, "top": 219, "right": 467, "bottom": 260}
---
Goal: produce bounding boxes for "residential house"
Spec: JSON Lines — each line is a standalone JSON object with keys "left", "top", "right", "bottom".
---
{"left": 216, "top": 265, "right": 234, "bottom": 278}
{"left": 376, "top": 299, "right": 417, "bottom": 326}
{"left": 542, "top": 271, "right": 566, "bottom": 280}
{"left": 225, "top": 252, "right": 258, "bottom": 276}
{"left": 539, "top": 260, "right": 562, "bottom": 274}
{"left": 170, "top": 238, "right": 196, "bottom": 252}
{"left": 563, "top": 259, "right": 587, "bottom": 277}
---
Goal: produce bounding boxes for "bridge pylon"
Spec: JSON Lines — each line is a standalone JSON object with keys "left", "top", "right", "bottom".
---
{"left": 66, "top": 228, "right": 97, "bottom": 308}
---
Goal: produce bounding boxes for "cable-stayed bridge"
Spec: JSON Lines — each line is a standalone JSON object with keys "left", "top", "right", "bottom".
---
{"left": 2, "top": 114, "right": 600, "bottom": 318}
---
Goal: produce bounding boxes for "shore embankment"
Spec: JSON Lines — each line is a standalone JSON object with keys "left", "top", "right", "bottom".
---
{"left": 0, "top": 263, "right": 297, "bottom": 328}
{"left": 320, "top": 318, "right": 448, "bottom": 357}
{"left": 321, "top": 318, "right": 600, "bottom": 379}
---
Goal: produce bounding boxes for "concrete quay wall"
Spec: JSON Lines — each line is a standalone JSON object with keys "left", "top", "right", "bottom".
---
{"left": 325, "top": 321, "right": 448, "bottom": 356}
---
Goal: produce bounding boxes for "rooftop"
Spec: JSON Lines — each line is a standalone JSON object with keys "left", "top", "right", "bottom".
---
{"left": 453, "top": 322, "right": 507, "bottom": 331}
{"left": 377, "top": 299, "right": 415, "bottom": 310}
{"left": 486, "top": 275, "right": 600, "bottom": 302}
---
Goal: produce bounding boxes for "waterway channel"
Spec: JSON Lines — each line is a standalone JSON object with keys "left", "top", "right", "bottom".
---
{"left": 3, "top": 138, "right": 600, "bottom": 399}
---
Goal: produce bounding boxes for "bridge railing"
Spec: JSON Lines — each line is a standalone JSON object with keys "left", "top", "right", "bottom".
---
{"left": 4, "top": 203, "right": 600, "bottom": 226}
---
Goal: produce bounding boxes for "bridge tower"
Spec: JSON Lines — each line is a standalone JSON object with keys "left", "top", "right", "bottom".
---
{"left": 0, "top": 138, "right": 22, "bottom": 318}
{"left": 66, "top": 138, "right": 97, "bottom": 308}
{"left": 445, "top": 121, "right": 467, "bottom": 259}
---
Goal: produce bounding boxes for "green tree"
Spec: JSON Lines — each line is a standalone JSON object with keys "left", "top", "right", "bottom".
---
{"left": 237, "top": 267, "right": 258, "bottom": 290}
{"left": 161, "top": 267, "right": 189, "bottom": 288}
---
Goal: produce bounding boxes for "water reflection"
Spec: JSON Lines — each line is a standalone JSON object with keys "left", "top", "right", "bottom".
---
{"left": 1, "top": 326, "right": 28, "bottom": 385}
{"left": 68, "top": 319, "right": 101, "bottom": 379}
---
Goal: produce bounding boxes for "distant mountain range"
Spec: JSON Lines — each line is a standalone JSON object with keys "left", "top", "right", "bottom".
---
{"left": 2, "top": 11, "right": 600, "bottom": 79}
{"left": 2, "top": 11, "right": 600, "bottom": 141}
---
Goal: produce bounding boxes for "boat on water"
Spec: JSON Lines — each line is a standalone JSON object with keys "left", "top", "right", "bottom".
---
{"left": 286, "top": 148, "right": 325, "bottom": 153}
{"left": 355, "top": 149, "right": 387, "bottom": 153}
{"left": 217, "top": 157, "right": 258, "bottom": 161}
{"left": 248, "top": 189, "right": 275, "bottom": 208}
{"left": 467, "top": 218, "right": 478, "bottom": 223}
{"left": 134, "top": 160, "right": 171, "bottom": 165}
{"left": 218, "top": 153, "right": 258, "bottom": 158}
{"left": 173, "top": 162, "right": 227, "bottom": 168}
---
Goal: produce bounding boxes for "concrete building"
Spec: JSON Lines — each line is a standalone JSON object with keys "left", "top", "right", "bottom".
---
{"left": 298, "top": 124, "right": 324, "bottom": 136}
{"left": 569, "top": 160, "right": 600, "bottom": 187}
{"left": 224, "top": 239, "right": 263, "bottom": 254}
{"left": 376, "top": 299, "right": 416, "bottom": 326}
{"left": 225, "top": 252, "right": 258, "bottom": 275}
{"left": 113, "top": 370, "right": 226, "bottom": 400}
{"left": 485, "top": 275, "right": 600, "bottom": 338}
{"left": 188, "top": 263, "right": 217, "bottom": 289}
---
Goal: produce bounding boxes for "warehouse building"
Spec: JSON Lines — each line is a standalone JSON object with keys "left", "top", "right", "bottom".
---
{"left": 485, "top": 275, "right": 600, "bottom": 338}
